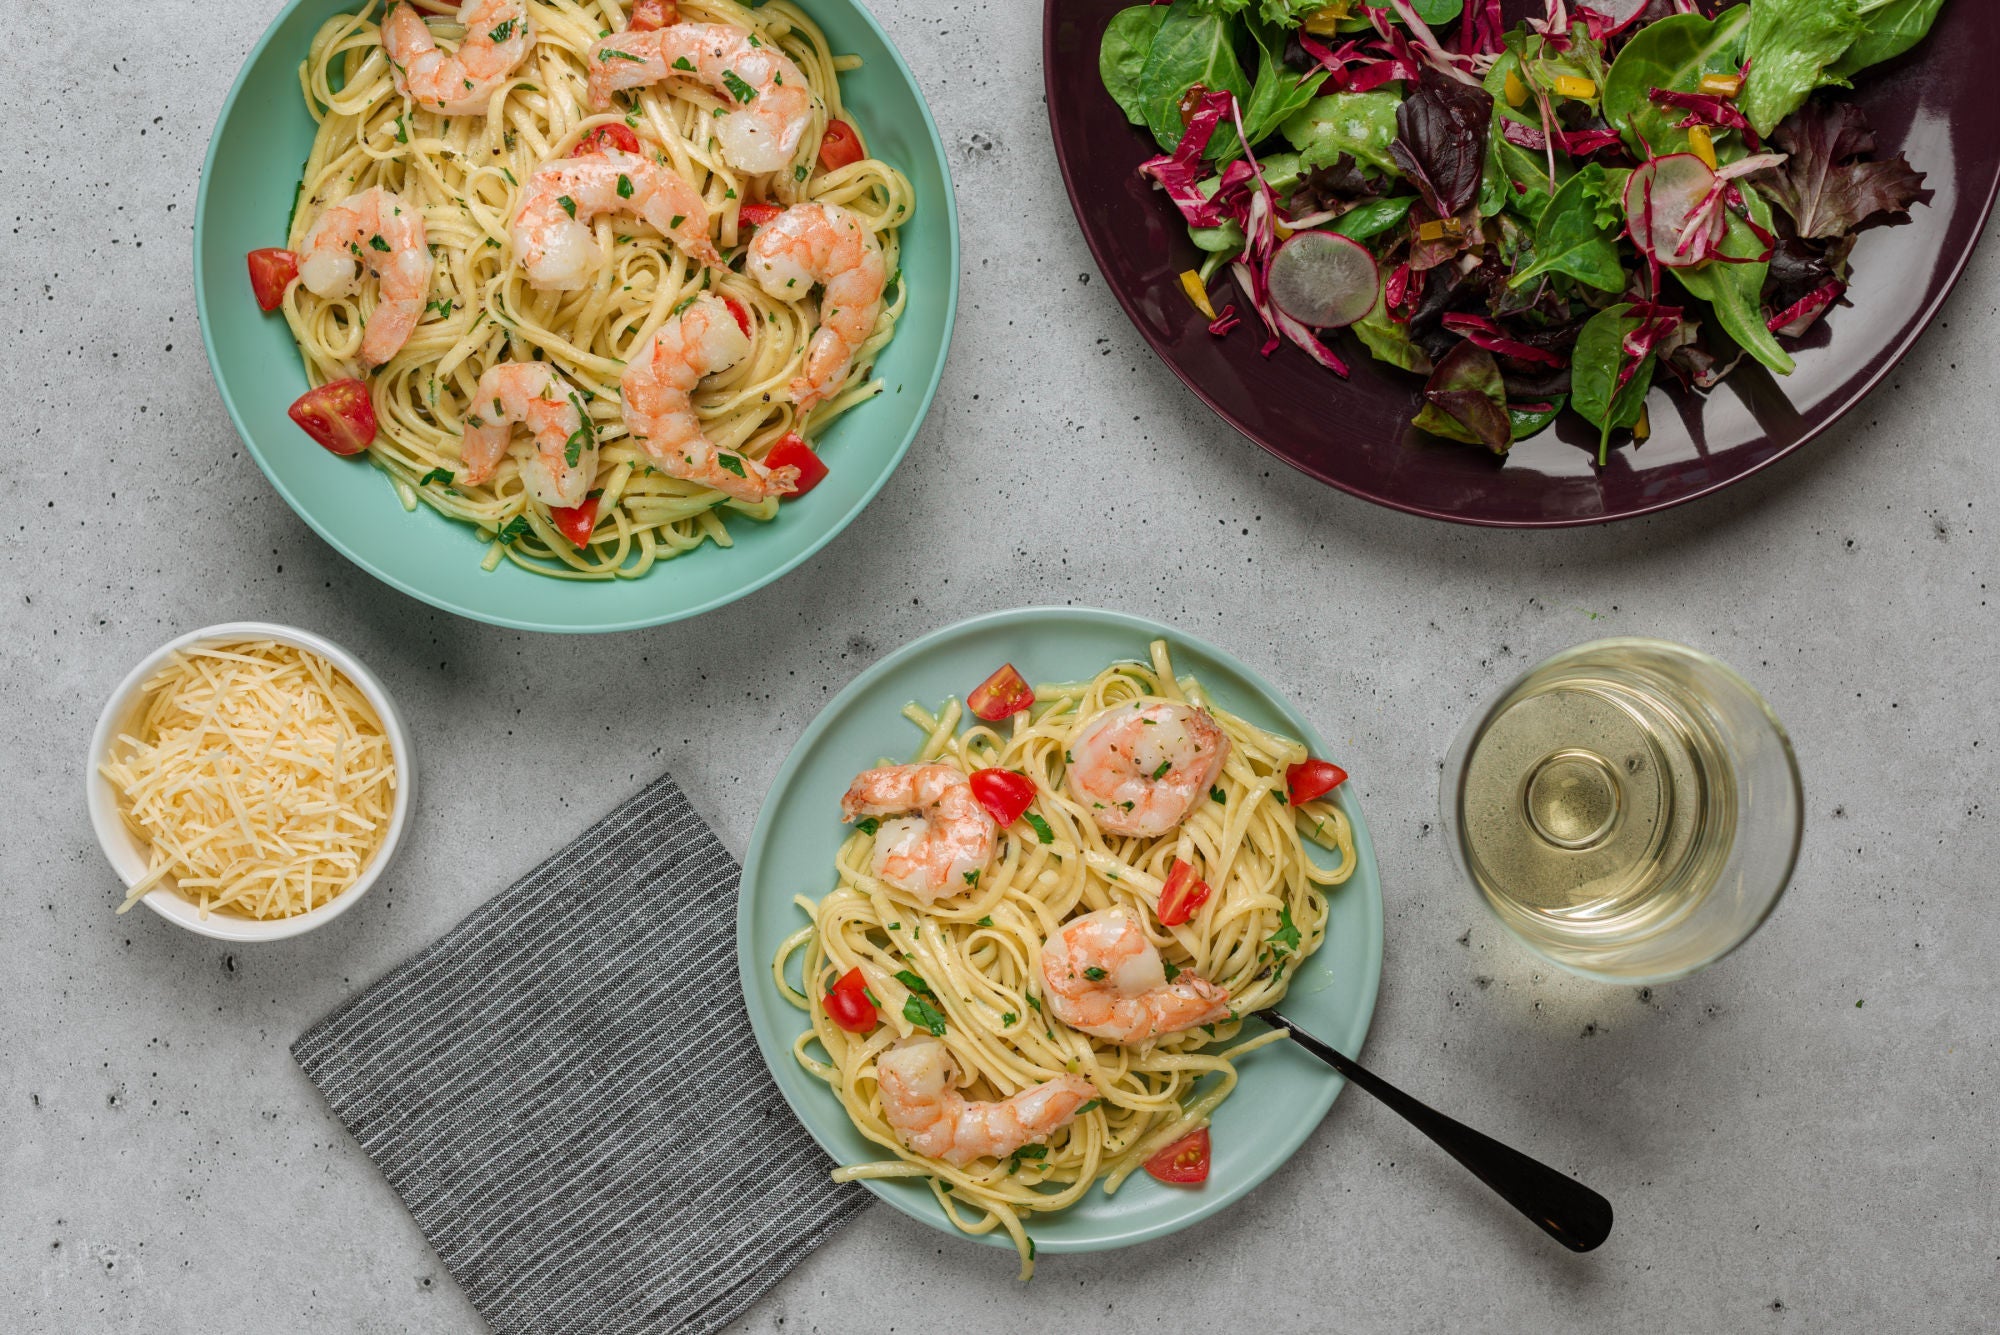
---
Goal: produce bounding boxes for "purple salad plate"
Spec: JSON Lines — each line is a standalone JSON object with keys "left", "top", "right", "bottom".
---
{"left": 1044, "top": 0, "right": 2000, "bottom": 526}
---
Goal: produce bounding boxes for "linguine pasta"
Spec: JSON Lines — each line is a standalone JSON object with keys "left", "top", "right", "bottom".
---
{"left": 775, "top": 641, "right": 1355, "bottom": 1277}
{"left": 284, "top": 0, "right": 913, "bottom": 578}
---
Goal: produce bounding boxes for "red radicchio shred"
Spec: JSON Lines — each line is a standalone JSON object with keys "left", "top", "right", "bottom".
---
{"left": 1502, "top": 119, "right": 1549, "bottom": 151}
{"left": 1364, "top": 3, "right": 1483, "bottom": 86}
{"left": 1135, "top": 90, "right": 1238, "bottom": 228}
{"left": 1767, "top": 280, "right": 1844, "bottom": 336}
{"left": 1512, "top": 400, "right": 1556, "bottom": 413}
{"left": 1441, "top": 313, "right": 1570, "bottom": 367}
{"left": 1385, "top": 261, "right": 1416, "bottom": 322}
{"left": 1207, "top": 304, "right": 1242, "bottom": 336}
{"left": 1468, "top": 0, "right": 1507, "bottom": 55}
{"left": 1648, "top": 88, "right": 1760, "bottom": 149}
{"left": 1573, "top": 4, "right": 1648, "bottom": 40}
{"left": 1615, "top": 303, "right": 1683, "bottom": 390}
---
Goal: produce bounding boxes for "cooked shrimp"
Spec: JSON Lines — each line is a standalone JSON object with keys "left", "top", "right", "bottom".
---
{"left": 1040, "top": 906, "right": 1231, "bottom": 1045}
{"left": 840, "top": 764, "right": 996, "bottom": 902}
{"left": 297, "top": 186, "right": 432, "bottom": 367}
{"left": 585, "top": 23, "right": 813, "bottom": 175}
{"left": 511, "top": 148, "right": 721, "bottom": 290}
{"left": 876, "top": 1037, "right": 1096, "bottom": 1168}
{"left": 458, "top": 362, "right": 596, "bottom": 508}
{"left": 1064, "top": 702, "right": 1230, "bottom": 838}
{"left": 745, "top": 202, "right": 886, "bottom": 411}
{"left": 619, "top": 294, "right": 800, "bottom": 502}
{"left": 381, "top": 0, "right": 531, "bottom": 116}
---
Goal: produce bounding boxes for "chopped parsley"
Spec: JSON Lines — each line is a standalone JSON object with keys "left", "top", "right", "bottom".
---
{"left": 976, "top": 916, "right": 994, "bottom": 927}
{"left": 557, "top": 194, "right": 577, "bottom": 219}
{"left": 617, "top": 173, "right": 634, "bottom": 199}
{"left": 854, "top": 816, "right": 880, "bottom": 835}
{"left": 417, "top": 467, "right": 455, "bottom": 487}
{"left": 1150, "top": 760, "right": 1172, "bottom": 781}
{"left": 668, "top": 213, "right": 685, "bottom": 229}
{"left": 1266, "top": 905, "right": 1301, "bottom": 957}
{"left": 394, "top": 115, "right": 408, "bottom": 144}
{"left": 1024, "top": 813, "right": 1054, "bottom": 844}
{"left": 894, "top": 969, "right": 933, "bottom": 995}
{"left": 368, "top": 234, "right": 390, "bottom": 252}
{"left": 426, "top": 298, "right": 454, "bottom": 320}
{"left": 1083, "top": 966, "right": 1107, "bottom": 981}
{"left": 672, "top": 56, "right": 695, "bottom": 72}
{"left": 794, "top": 164, "right": 809, "bottom": 181}
{"left": 494, "top": 514, "right": 534, "bottom": 545}
{"left": 721, "top": 69, "right": 758, "bottom": 103}
{"left": 598, "top": 47, "right": 645, "bottom": 63}
{"left": 1077, "top": 1099, "right": 1101, "bottom": 1115}
{"left": 903, "top": 995, "right": 947, "bottom": 1036}
{"left": 1025, "top": 994, "right": 1042, "bottom": 1011}
{"left": 1001, "top": 1011, "right": 1017, "bottom": 1026}
{"left": 1210, "top": 786, "right": 1227, "bottom": 804}
{"left": 1162, "top": 958, "right": 1182, "bottom": 982}
{"left": 716, "top": 452, "right": 747, "bottom": 478}
{"left": 962, "top": 869, "right": 979, "bottom": 887}
{"left": 488, "top": 17, "right": 516, "bottom": 41}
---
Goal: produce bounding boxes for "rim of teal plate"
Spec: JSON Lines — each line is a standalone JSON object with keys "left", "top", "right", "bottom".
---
{"left": 736, "top": 605, "right": 1386, "bottom": 1256}
{"left": 193, "top": 0, "right": 960, "bottom": 633}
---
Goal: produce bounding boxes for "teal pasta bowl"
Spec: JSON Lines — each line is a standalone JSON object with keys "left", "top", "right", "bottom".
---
{"left": 194, "top": 0, "right": 957, "bottom": 633}
{"left": 737, "top": 607, "right": 1385, "bottom": 1260}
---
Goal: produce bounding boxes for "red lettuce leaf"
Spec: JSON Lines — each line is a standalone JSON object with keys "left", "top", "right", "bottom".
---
{"left": 1753, "top": 101, "right": 1933, "bottom": 240}
{"left": 1389, "top": 65, "right": 1494, "bottom": 220}
{"left": 1415, "top": 340, "right": 1512, "bottom": 453}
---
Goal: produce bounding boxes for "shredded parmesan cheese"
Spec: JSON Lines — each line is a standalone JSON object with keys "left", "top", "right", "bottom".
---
{"left": 99, "top": 640, "right": 398, "bottom": 920}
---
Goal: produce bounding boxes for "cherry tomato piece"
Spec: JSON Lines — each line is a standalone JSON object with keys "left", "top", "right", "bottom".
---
{"left": 721, "top": 295, "right": 752, "bottom": 337}
{"left": 574, "top": 123, "right": 642, "bottom": 156}
{"left": 969, "top": 768, "right": 1037, "bottom": 827}
{"left": 247, "top": 248, "right": 299, "bottom": 312}
{"left": 818, "top": 118, "right": 865, "bottom": 172}
{"left": 1144, "top": 1128, "right": 1211, "bottom": 1185}
{"left": 288, "top": 379, "right": 378, "bottom": 456}
{"left": 1155, "top": 858, "right": 1212, "bottom": 928}
{"left": 1285, "top": 759, "right": 1348, "bottom": 805}
{"left": 765, "top": 432, "right": 828, "bottom": 496}
{"left": 627, "top": 0, "right": 678, "bottom": 32}
{"left": 967, "top": 664, "right": 1034, "bottom": 722}
{"left": 824, "top": 966, "right": 877, "bottom": 1033}
{"left": 738, "top": 201, "right": 785, "bottom": 227}
{"left": 549, "top": 494, "right": 601, "bottom": 548}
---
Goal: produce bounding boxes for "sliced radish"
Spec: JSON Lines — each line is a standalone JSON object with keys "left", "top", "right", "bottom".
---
{"left": 1588, "top": 0, "right": 1650, "bottom": 33}
{"left": 1624, "top": 154, "right": 1720, "bottom": 269}
{"left": 1267, "top": 232, "right": 1380, "bottom": 330}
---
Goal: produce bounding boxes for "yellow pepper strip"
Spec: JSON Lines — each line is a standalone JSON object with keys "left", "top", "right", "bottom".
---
{"left": 1504, "top": 69, "right": 1529, "bottom": 108}
{"left": 1698, "top": 72, "right": 1744, "bottom": 99}
{"left": 1687, "top": 124, "right": 1718, "bottom": 169}
{"left": 1274, "top": 219, "right": 1295, "bottom": 242}
{"left": 1303, "top": 2, "right": 1351, "bottom": 35}
{"left": 1179, "top": 269, "right": 1217, "bottom": 320}
{"left": 1415, "top": 216, "right": 1464, "bottom": 243}
{"left": 1552, "top": 74, "right": 1598, "bottom": 100}
{"left": 1634, "top": 404, "right": 1652, "bottom": 442}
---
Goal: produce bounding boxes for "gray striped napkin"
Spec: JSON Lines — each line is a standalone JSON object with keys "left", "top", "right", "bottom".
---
{"left": 293, "top": 773, "right": 864, "bottom": 1334}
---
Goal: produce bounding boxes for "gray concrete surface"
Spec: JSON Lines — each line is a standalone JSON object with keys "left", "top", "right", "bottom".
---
{"left": 4, "top": 1, "right": 1996, "bottom": 1331}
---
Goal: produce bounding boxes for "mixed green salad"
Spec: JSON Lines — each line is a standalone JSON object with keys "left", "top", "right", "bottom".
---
{"left": 1100, "top": 0, "right": 1943, "bottom": 460}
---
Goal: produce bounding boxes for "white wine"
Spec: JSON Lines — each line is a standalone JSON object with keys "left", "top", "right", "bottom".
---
{"left": 1443, "top": 640, "right": 1800, "bottom": 983}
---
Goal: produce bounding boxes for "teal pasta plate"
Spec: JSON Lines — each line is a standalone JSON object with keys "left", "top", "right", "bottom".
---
{"left": 737, "top": 606, "right": 1385, "bottom": 1261}
{"left": 195, "top": 0, "right": 957, "bottom": 632}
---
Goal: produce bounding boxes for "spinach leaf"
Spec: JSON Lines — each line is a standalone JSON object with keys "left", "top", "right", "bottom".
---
{"left": 1137, "top": 2, "right": 1252, "bottom": 157}
{"left": 1282, "top": 91, "right": 1404, "bottom": 177}
{"left": 1413, "top": 341, "right": 1511, "bottom": 453}
{"left": 1189, "top": 179, "right": 1246, "bottom": 251}
{"left": 1390, "top": 66, "right": 1493, "bottom": 219}
{"left": 1739, "top": 0, "right": 1862, "bottom": 137}
{"left": 1412, "top": 0, "right": 1463, "bottom": 22}
{"left": 1243, "top": 40, "right": 1328, "bottom": 144}
{"left": 1329, "top": 195, "right": 1418, "bottom": 240}
{"left": 1352, "top": 279, "right": 1432, "bottom": 375}
{"left": 1100, "top": 5, "right": 1170, "bottom": 126}
{"left": 1485, "top": 121, "right": 1559, "bottom": 221}
{"left": 1509, "top": 164, "right": 1627, "bottom": 292}
{"left": 1510, "top": 397, "right": 1566, "bottom": 440}
{"left": 1603, "top": 5, "right": 1751, "bottom": 157}
{"left": 1571, "top": 303, "right": 1657, "bottom": 461}
{"left": 1672, "top": 186, "right": 1795, "bottom": 375}
{"left": 1829, "top": 0, "right": 1946, "bottom": 79}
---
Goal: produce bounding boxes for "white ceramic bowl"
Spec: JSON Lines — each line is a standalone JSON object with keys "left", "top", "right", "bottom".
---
{"left": 85, "top": 621, "right": 414, "bottom": 942}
